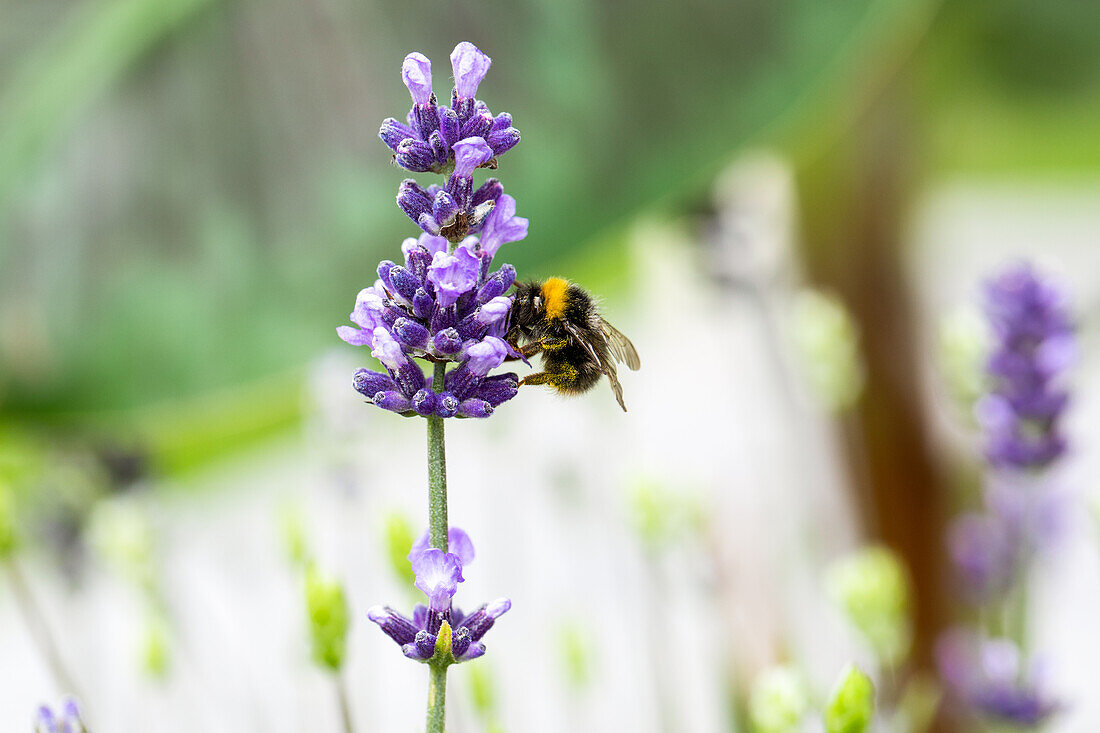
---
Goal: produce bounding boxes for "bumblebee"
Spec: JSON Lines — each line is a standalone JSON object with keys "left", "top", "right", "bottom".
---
{"left": 506, "top": 277, "right": 641, "bottom": 411}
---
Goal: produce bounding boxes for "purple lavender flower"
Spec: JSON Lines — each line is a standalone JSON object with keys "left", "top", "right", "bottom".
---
{"left": 947, "top": 513, "right": 1018, "bottom": 601}
{"left": 978, "top": 263, "right": 1075, "bottom": 472}
{"left": 343, "top": 43, "right": 529, "bottom": 419}
{"left": 937, "top": 631, "right": 1060, "bottom": 727}
{"left": 35, "top": 698, "right": 87, "bottom": 733}
{"left": 369, "top": 528, "right": 510, "bottom": 664}
{"left": 379, "top": 42, "right": 520, "bottom": 175}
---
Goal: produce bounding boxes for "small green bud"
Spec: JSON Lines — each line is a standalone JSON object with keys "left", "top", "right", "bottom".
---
{"left": 791, "top": 289, "right": 865, "bottom": 412}
{"left": 382, "top": 511, "right": 417, "bottom": 586}
{"left": 558, "top": 621, "right": 592, "bottom": 691}
{"left": 749, "top": 666, "right": 808, "bottom": 733}
{"left": 142, "top": 615, "right": 171, "bottom": 679}
{"left": 89, "top": 501, "right": 155, "bottom": 588}
{"left": 434, "top": 619, "right": 453, "bottom": 663}
{"left": 305, "top": 565, "right": 350, "bottom": 671}
{"left": 824, "top": 665, "right": 875, "bottom": 733}
{"left": 278, "top": 503, "right": 310, "bottom": 567}
{"left": 826, "top": 546, "right": 913, "bottom": 667}
{"left": 0, "top": 482, "right": 17, "bottom": 558}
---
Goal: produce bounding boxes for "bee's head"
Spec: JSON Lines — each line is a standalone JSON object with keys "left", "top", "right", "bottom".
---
{"left": 509, "top": 280, "right": 544, "bottom": 331}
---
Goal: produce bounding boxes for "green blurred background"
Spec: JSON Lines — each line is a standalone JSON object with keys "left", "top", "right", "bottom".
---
{"left": 4, "top": 0, "right": 1100, "bottom": 470}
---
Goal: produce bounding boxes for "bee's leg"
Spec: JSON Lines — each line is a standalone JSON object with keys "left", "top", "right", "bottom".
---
{"left": 520, "top": 361, "right": 579, "bottom": 390}
{"left": 515, "top": 337, "right": 567, "bottom": 360}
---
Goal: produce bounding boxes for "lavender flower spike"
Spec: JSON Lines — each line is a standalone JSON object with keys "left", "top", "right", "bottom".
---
{"left": 451, "top": 42, "right": 492, "bottom": 99}
{"left": 978, "top": 263, "right": 1075, "bottom": 472}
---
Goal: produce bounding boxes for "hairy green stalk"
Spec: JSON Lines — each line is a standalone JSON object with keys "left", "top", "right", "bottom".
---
{"left": 425, "top": 359, "right": 449, "bottom": 733}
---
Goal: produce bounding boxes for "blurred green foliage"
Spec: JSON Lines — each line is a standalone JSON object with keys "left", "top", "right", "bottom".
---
{"left": 826, "top": 546, "right": 913, "bottom": 668}
{"left": 304, "top": 563, "right": 350, "bottom": 671}
{"left": 3, "top": 0, "right": 1100, "bottom": 472}
{"left": 791, "top": 289, "right": 865, "bottom": 412}
{"left": 382, "top": 511, "right": 417, "bottom": 588}
{"left": 0, "top": 481, "right": 16, "bottom": 557}
{"left": 749, "top": 666, "right": 809, "bottom": 733}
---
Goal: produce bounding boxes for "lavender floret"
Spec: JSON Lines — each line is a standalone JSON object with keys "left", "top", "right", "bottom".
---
{"left": 369, "top": 528, "right": 510, "bottom": 664}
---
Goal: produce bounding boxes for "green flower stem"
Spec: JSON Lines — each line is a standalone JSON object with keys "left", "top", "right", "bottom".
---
{"left": 3, "top": 558, "right": 83, "bottom": 700}
{"left": 427, "top": 661, "right": 448, "bottom": 733}
{"left": 427, "top": 361, "right": 449, "bottom": 554}
{"left": 426, "top": 359, "right": 450, "bottom": 733}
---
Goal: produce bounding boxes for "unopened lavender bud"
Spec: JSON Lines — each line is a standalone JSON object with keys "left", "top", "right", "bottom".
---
{"left": 418, "top": 213, "right": 442, "bottom": 235}
{"left": 472, "top": 178, "right": 503, "bottom": 207}
{"left": 395, "top": 138, "right": 435, "bottom": 172}
{"left": 439, "top": 107, "right": 460, "bottom": 147}
{"left": 377, "top": 259, "right": 397, "bottom": 291}
{"left": 369, "top": 605, "right": 419, "bottom": 646}
{"left": 433, "top": 328, "right": 462, "bottom": 355}
{"left": 405, "top": 247, "right": 433, "bottom": 283}
{"left": 487, "top": 127, "right": 520, "bottom": 155}
{"left": 428, "top": 130, "right": 447, "bottom": 164}
{"left": 393, "top": 317, "right": 429, "bottom": 348}
{"left": 436, "top": 392, "right": 459, "bottom": 418}
{"left": 388, "top": 266, "right": 420, "bottom": 303}
{"left": 460, "top": 111, "right": 493, "bottom": 141}
{"left": 459, "top": 642, "right": 486, "bottom": 662}
{"left": 458, "top": 398, "right": 493, "bottom": 418}
{"left": 413, "top": 288, "right": 435, "bottom": 319}
{"left": 477, "top": 264, "right": 516, "bottom": 303}
{"left": 381, "top": 305, "right": 403, "bottom": 327}
{"left": 397, "top": 179, "right": 433, "bottom": 223}
{"left": 433, "top": 190, "right": 461, "bottom": 228}
{"left": 354, "top": 369, "right": 397, "bottom": 398}
{"left": 372, "top": 391, "right": 412, "bottom": 412}
{"left": 491, "top": 112, "right": 512, "bottom": 131}
{"left": 379, "top": 118, "right": 414, "bottom": 151}
{"left": 473, "top": 373, "right": 519, "bottom": 406}
{"left": 414, "top": 630, "right": 437, "bottom": 659}
{"left": 451, "top": 625, "right": 472, "bottom": 659}
{"left": 413, "top": 389, "right": 438, "bottom": 416}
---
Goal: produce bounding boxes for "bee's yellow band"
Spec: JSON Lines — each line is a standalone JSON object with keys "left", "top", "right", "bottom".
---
{"left": 541, "top": 277, "right": 569, "bottom": 320}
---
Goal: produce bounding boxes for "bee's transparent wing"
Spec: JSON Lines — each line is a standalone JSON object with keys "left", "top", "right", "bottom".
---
{"left": 599, "top": 319, "right": 641, "bottom": 370}
{"left": 563, "top": 319, "right": 628, "bottom": 411}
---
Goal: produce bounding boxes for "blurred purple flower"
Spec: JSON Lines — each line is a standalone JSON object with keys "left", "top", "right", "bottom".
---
{"left": 35, "top": 698, "right": 87, "bottom": 733}
{"left": 937, "top": 631, "right": 1060, "bottom": 728}
{"left": 979, "top": 263, "right": 1075, "bottom": 472}
{"left": 948, "top": 513, "right": 1018, "bottom": 601}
